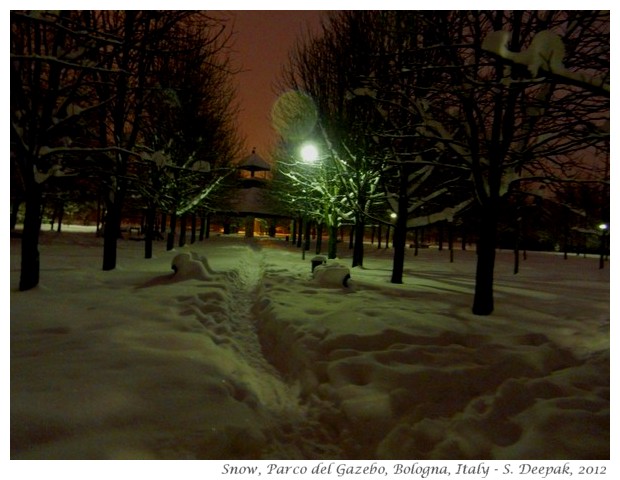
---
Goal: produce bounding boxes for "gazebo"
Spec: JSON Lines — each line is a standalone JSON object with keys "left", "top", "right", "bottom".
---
{"left": 224, "top": 149, "right": 285, "bottom": 237}
{"left": 237, "top": 148, "right": 271, "bottom": 187}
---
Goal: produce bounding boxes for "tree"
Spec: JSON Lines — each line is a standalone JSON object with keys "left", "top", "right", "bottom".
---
{"left": 11, "top": 11, "right": 115, "bottom": 290}
{"left": 278, "top": 10, "right": 609, "bottom": 314}
{"left": 343, "top": 11, "right": 474, "bottom": 283}
{"left": 270, "top": 139, "right": 346, "bottom": 259}
{"left": 452, "top": 11, "right": 608, "bottom": 314}
{"left": 11, "top": 11, "right": 242, "bottom": 289}
{"left": 349, "top": 11, "right": 608, "bottom": 312}
{"left": 282, "top": 12, "right": 473, "bottom": 279}
{"left": 136, "top": 13, "right": 240, "bottom": 255}
{"left": 278, "top": 13, "right": 389, "bottom": 267}
{"left": 94, "top": 11, "right": 206, "bottom": 270}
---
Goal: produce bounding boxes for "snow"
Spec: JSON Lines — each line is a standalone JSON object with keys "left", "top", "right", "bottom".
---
{"left": 312, "top": 262, "right": 352, "bottom": 288}
{"left": 481, "top": 29, "right": 609, "bottom": 94}
{"left": 481, "top": 30, "right": 565, "bottom": 77}
{"left": 9, "top": 228, "right": 610, "bottom": 467}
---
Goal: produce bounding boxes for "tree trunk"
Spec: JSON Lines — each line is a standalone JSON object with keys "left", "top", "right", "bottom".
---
{"left": 179, "top": 215, "right": 187, "bottom": 247}
{"left": 352, "top": 219, "right": 365, "bottom": 268}
{"left": 56, "top": 202, "right": 64, "bottom": 233}
{"left": 96, "top": 198, "right": 104, "bottom": 236}
{"left": 461, "top": 223, "right": 467, "bottom": 250}
{"left": 513, "top": 243, "right": 520, "bottom": 275}
{"left": 513, "top": 215, "right": 521, "bottom": 274}
{"left": 19, "top": 187, "right": 43, "bottom": 291}
{"left": 599, "top": 232, "right": 606, "bottom": 269}
{"left": 391, "top": 166, "right": 409, "bottom": 281}
{"left": 199, "top": 213, "right": 206, "bottom": 241}
{"left": 166, "top": 213, "right": 177, "bottom": 250}
{"left": 303, "top": 219, "right": 311, "bottom": 251}
{"left": 315, "top": 222, "right": 323, "bottom": 254}
{"left": 472, "top": 207, "right": 498, "bottom": 316}
{"left": 161, "top": 213, "right": 167, "bottom": 235}
{"left": 438, "top": 222, "right": 444, "bottom": 251}
{"left": 144, "top": 205, "right": 155, "bottom": 259}
{"left": 328, "top": 225, "right": 338, "bottom": 259}
{"left": 448, "top": 221, "right": 454, "bottom": 263}
{"left": 102, "top": 200, "right": 121, "bottom": 271}
{"left": 391, "top": 216, "right": 407, "bottom": 284}
{"left": 296, "top": 217, "right": 303, "bottom": 248}
{"left": 190, "top": 212, "right": 197, "bottom": 244}
{"left": 11, "top": 197, "right": 22, "bottom": 231}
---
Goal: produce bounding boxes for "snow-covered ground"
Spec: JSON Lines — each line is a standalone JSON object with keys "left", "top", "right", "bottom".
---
{"left": 10, "top": 228, "right": 610, "bottom": 464}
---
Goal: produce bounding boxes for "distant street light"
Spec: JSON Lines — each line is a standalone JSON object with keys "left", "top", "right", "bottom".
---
{"left": 300, "top": 143, "right": 319, "bottom": 163}
{"left": 598, "top": 223, "right": 608, "bottom": 269}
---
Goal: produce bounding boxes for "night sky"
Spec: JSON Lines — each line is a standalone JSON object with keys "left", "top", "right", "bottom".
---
{"left": 230, "top": 10, "right": 325, "bottom": 159}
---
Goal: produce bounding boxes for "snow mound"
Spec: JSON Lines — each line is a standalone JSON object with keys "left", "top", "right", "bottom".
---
{"left": 313, "top": 263, "right": 352, "bottom": 288}
{"left": 171, "top": 252, "right": 216, "bottom": 280}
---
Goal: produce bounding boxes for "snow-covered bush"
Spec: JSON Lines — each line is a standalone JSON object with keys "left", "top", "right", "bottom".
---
{"left": 313, "top": 263, "right": 352, "bottom": 288}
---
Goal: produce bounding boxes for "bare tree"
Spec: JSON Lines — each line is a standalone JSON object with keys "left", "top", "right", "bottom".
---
{"left": 278, "top": 13, "right": 388, "bottom": 267}
{"left": 441, "top": 11, "right": 608, "bottom": 314}
{"left": 277, "top": 10, "right": 609, "bottom": 314}
{"left": 349, "top": 11, "right": 608, "bottom": 311}
{"left": 282, "top": 12, "right": 472, "bottom": 279}
{"left": 11, "top": 11, "right": 116, "bottom": 290}
{"left": 137, "top": 12, "right": 240, "bottom": 256}
{"left": 11, "top": 11, "right": 242, "bottom": 289}
{"left": 344, "top": 12, "right": 474, "bottom": 283}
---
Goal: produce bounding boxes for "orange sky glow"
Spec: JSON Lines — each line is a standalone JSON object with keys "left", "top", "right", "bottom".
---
{"left": 229, "top": 10, "right": 325, "bottom": 161}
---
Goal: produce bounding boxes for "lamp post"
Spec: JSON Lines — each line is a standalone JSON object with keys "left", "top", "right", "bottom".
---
{"left": 298, "top": 142, "right": 319, "bottom": 260}
{"left": 598, "top": 223, "right": 608, "bottom": 269}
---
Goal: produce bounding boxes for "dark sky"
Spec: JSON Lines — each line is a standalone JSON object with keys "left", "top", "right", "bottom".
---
{"left": 229, "top": 10, "right": 326, "bottom": 160}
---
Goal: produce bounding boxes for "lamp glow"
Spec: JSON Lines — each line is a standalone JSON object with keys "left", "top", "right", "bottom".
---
{"left": 300, "top": 143, "right": 319, "bottom": 163}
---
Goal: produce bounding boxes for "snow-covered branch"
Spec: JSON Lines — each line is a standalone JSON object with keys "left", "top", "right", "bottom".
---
{"left": 176, "top": 172, "right": 230, "bottom": 216}
{"left": 481, "top": 30, "right": 610, "bottom": 97}
{"left": 406, "top": 198, "right": 473, "bottom": 229}
{"left": 10, "top": 53, "right": 127, "bottom": 75}
{"left": 33, "top": 164, "right": 76, "bottom": 184}
{"left": 37, "top": 145, "right": 142, "bottom": 160}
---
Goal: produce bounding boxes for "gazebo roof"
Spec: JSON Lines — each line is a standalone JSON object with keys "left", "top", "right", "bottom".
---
{"left": 238, "top": 148, "right": 270, "bottom": 172}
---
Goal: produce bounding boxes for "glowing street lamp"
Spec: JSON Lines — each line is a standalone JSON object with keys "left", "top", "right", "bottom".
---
{"left": 300, "top": 142, "right": 319, "bottom": 163}
{"left": 598, "top": 223, "right": 608, "bottom": 269}
{"left": 297, "top": 142, "right": 320, "bottom": 260}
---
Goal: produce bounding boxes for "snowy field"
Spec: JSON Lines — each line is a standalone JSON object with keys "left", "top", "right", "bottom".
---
{"left": 10, "top": 228, "right": 610, "bottom": 465}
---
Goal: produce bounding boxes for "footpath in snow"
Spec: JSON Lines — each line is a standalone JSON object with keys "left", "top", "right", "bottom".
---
{"left": 10, "top": 232, "right": 610, "bottom": 459}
